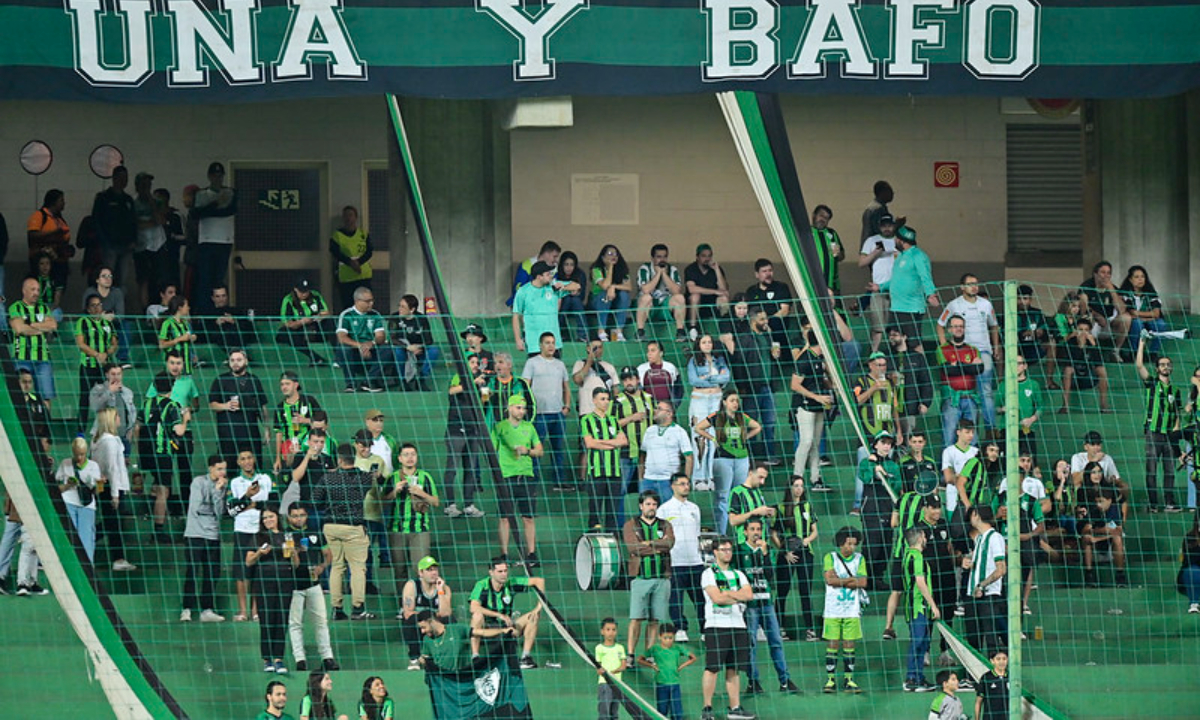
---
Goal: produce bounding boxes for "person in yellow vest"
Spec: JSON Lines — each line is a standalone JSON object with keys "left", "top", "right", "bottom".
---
{"left": 328, "top": 205, "right": 373, "bottom": 310}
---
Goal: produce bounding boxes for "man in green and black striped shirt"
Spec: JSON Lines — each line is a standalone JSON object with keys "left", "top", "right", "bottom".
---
{"left": 158, "top": 295, "right": 199, "bottom": 374}
{"left": 900, "top": 526, "right": 939, "bottom": 691}
{"left": 621, "top": 490, "right": 675, "bottom": 658}
{"left": 1135, "top": 336, "right": 1182, "bottom": 511}
{"left": 811, "top": 205, "right": 844, "bottom": 296}
{"left": 277, "top": 278, "right": 333, "bottom": 366}
{"left": 728, "top": 463, "right": 775, "bottom": 545}
{"left": 483, "top": 353, "right": 536, "bottom": 426}
{"left": 385, "top": 443, "right": 439, "bottom": 591}
{"left": 581, "top": 388, "right": 628, "bottom": 532}
{"left": 9, "top": 276, "right": 59, "bottom": 407}
{"left": 76, "top": 294, "right": 117, "bottom": 429}
{"left": 614, "top": 368, "right": 655, "bottom": 495}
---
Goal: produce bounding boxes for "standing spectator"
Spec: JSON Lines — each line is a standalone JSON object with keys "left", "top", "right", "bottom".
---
{"left": 483, "top": 353, "right": 535, "bottom": 426}
{"left": 512, "top": 261, "right": 578, "bottom": 355}
{"left": 660, "top": 474, "right": 705, "bottom": 643}
{"left": 443, "top": 355, "right": 487, "bottom": 519}
{"left": 313, "top": 444, "right": 378, "bottom": 620}
{"left": 590, "top": 244, "right": 634, "bottom": 342}
{"left": 884, "top": 325, "right": 934, "bottom": 442}
{"left": 284, "top": 504, "right": 336, "bottom": 672}
{"left": 1, "top": 497, "right": 46, "bottom": 597}
{"left": 1079, "top": 260, "right": 1131, "bottom": 363}
{"left": 192, "top": 162, "right": 238, "bottom": 315}
{"left": 15, "top": 368, "right": 53, "bottom": 477}
{"left": 736, "top": 517, "right": 798, "bottom": 696}
{"left": 91, "top": 167, "right": 136, "bottom": 287}
{"left": 26, "top": 189, "right": 73, "bottom": 294}
{"left": 158, "top": 295, "right": 200, "bottom": 374}
{"left": 229, "top": 449, "right": 274, "bottom": 621}
{"left": 614, "top": 367, "right": 655, "bottom": 505}
{"left": 699, "top": 537, "right": 756, "bottom": 720}
{"left": 635, "top": 243, "right": 687, "bottom": 342}
{"left": 858, "top": 431, "right": 902, "bottom": 589}
{"left": 695, "top": 391, "right": 762, "bottom": 534}
{"left": 639, "top": 402, "right": 694, "bottom": 501}
{"left": 384, "top": 442, "right": 440, "bottom": 587}
{"left": 288, "top": 430, "right": 334, "bottom": 527}
{"left": 965, "top": 505, "right": 1006, "bottom": 654}
{"left": 467, "top": 557, "right": 544, "bottom": 668}
{"left": 334, "top": 286, "right": 386, "bottom": 394}
{"left": 996, "top": 354, "right": 1042, "bottom": 461}
{"left": 638, "top": 340, "right": 682, "bottom": 409}
{"left": 522, "top": 333, "right": 572, "bottom": 492}
{"left": 490, "top": 396, "right": 543, "bottom": 566}
{"left": 935, "top": 315, "right": 984, "bottom": 446}
{"left": 1058, "top": 317, "right": 1112, "bottom": 414}
{"left": 790, "top": 331, "right": 833, "bottom": 488}
{"left": 156, "top": 188, "right": 184, "bottom": 289}
{"left": 882, "top": 226, "right": 939, "bottom": 353}
{"left": 141, "top": 374, "right": 189, "bottom": 541}
{"left": 858, "top": 214, "right": 899, "bottom": 352}
{"left": 744, "top": 259, "right": 792, "bottom": 349}
{"left": 821, "top": 527, "right": 867, "bottom": 694}
{"left": 1176, "top": 519, "right": 1200, "bottom": 614}
{"left": 387, "top": 294, "right": 440, "bottom": 390}
{"left": 1119, "top": 265, "right": 1170, "bottom": 355}
{"left": 244, "top": 505, "right": 298, "bottom": 675}
{"left": 572, "top": 334, "right": 617, "bottom": 418}
{"left": 56, "top": 437, "right": 101, "bottom": 562}
{"left": 278, "top": 278, "right": 333, "bottom": 367}
{"left": 975, "top": 649, "right": 1011, "bottom": 720}
{"left": 181, "top": 455, "right": 228, "bottom": 623}
{"left": 200, "top": 285, "right": 256, "bottom": 355}
{"left": 76, "top": 294, "right": 118, "bottom": 430}
{"left": 936, "top": 274, "right": 997, "bottom": 431}
{"left": 728, "top": 463, "right": 775, "bottom": 546}
{"left": 860, "top": 180, "right": 896, "bottom": 243}
{"left": 329, "top": 206, "right": 372, "bottom": 310}
{"left": 555, "top": 251, "right": 590, "bottom": 342}
{"left": 900, "top": 526, "right": 940, "bottom": 692}
{"left": 133, "top": 172, "right": 169, "bottom": 309}
{"left": 401, "top": 557, "right": 454, "bottom": 669}
{"left": 506, "top": 240, "right": 561, "bottom": 308}
{"left": 361, "top": 409, "right": 398, "bottom": 476}
{"left": 146, "top": 351, "right": 202, "bottom": 512}
{"left": 852, "top": 352, "right": 901, "bottom": 513}
{"left": 88, "top": 364, "right": 137, "bottom": 451}
{"left": 811, "top": 205, "right": 845, "bottom": 300}
{"left": 9, "top": 276, "right": 58, "bottom": 412}
{"left": 31, "top": 252, "right": 64, "bottom": 322}
{"left": 1136, "top": 337, "right": 1183, "bottom": 512}
{"left": 687, "top": 334, "right": 730, "bottom": 491}
{"left": 683, "top": 243, "right": 729, "bottom": 339}
{"left": 351, "top": 431, "right": 388, "bottom": 594}
{"left": 0, "top": 210, "right": 8, "bottom": 334}
{"left": 623, "top": 491, "right": 676, "bottom": 661}
{"left": 771, "top": 476, "right": 819, "bottom": 642}
{"left": 209, "top": 348, "right": 269, "bottom": 466}
{"left": 582, "top": 388, "right": 629, "bottom": 532}
{"left": 726, "top": 306, "right": 781, "bottom": 463}
{"left": 596, "top": 617, "right": 629, "bottom": 720}
{"left": 941, "top": 420, "right": 978, "bottom": 520}
{"left": 272, "top": 371, "right": 322, "bottom": 473}
{"left": 91, "top": 409, "right": 135, "bottom": 572}
{"left": 461, "top": 323, "right": 494, "bottom": 376}
{"left": 82, "top": 266, "right": 132, "bottom": 369}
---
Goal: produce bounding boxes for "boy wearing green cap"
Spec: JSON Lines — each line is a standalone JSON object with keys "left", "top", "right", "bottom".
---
{"left": 491, "top": 395, "right": 544, "bottom": 568}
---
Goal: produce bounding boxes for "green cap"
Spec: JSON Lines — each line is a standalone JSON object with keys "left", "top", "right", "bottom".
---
{"left": 507, "top": 394, "right": 528, "bottom": 408}
{"left": 868, "top": 351, "right": 887, "bottom": 362}
{"left": 897, "top": 225, "right": 917, "bottom": 243}
{"left": 417, "top": 556, "right": 439, "bottom": 571}
{"left": 873, "top": 430, "right": 895, "bottom": 443}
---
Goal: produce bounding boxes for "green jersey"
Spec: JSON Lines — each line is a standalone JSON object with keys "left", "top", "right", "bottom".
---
{"left": 36, "top": 274, "right": 58, "bottom": 306}
{"left": 733, "top": 539, "right": 773, "bottom": 606}
{"left": 75, "top": 315, "right": 115, "bottom": 368}
{"left": 648, "top": 643, "right": 689, "bottom": 685}
{"left": 158, "top": 316, "right": 196, "bottom": 373}
{"left": 422, "top": 622, "right": 475, "bottom": 673}
{"left": 335, "top": 306, "right": 385, "bottom": 343}
{"left": 704, "top": 411, "right": 752, "bottom": 459}
{"left": 997, "top": 376, "right": 1041, "bottom": 425}
{"left": 389, "top": 468, "right": 438, "bottom": 533}
{"left": 812, "top": 225, "right": 842, "bottom": 292}
{"left": 856, "top": 455, "right": 902, "bottom": 510}
{"left": 483, "top": 376, "right": 536, "bottom": 426}
{"left": 595, "top": 642, "right": 627, "bottom": 684}
{"left": 357, "top": 697, "right": 394, "bottom": 720}
{"left": 633, "top": 518, "right": 670, "bottom": 579}
{"left": 852, "top": 374, "right": 898, "bottom": 436}
{"left": 491, "top": 420, "right": 540, "bottom": 478}
{"left": 9, "top": 300, "right": 52, "bottom": 362}
{"left": 729, "top": 484, "right": 767, "bottom": 544}
{"left": 614, "top": 390, "right": 654, "bottom": 458}
{"left": 255, "top": 712, "right": 295, "bottom": 720}
{"left": 280, "top": 290, "right": 329, "bottom": 321}
{"left": 901, "top": 546, "right": 930, "bottom": 621}
{"left": 892, "top": 491, "right": 925, "bottom": 559}
{"left": 470, "top": 576, "right": 533, "bottom": 616}
{"left": 958, "top": 456, "right": 992, "bottom": 508}
{"left": 143, "top": 395, "right": 184, "bottom": 455}
{"left": 145, "top": 374, "right": 200, "bottom": 409}
{"left": 581, "top": 411, "right": 622, "bottom": 478}
{"left": 1143, "top": 376, "right": 1180, "bottom": 434}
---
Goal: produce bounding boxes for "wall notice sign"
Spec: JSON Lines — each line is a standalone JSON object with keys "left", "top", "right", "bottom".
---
{"left": 571, "top": 174, "right": 639, "bottom": 226}
{"left": 934, "top": 162, "right": 959, "bottom": 188}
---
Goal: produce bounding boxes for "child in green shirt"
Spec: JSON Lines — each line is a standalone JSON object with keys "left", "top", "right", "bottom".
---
{"left": 638, "top": 623, "right": 696, "bottom": 720}
{"left": 595, "top": 617, "right": 628, "bottom": 720}
{"left": 928, "top": 670, "right": 967, "bottom": 720}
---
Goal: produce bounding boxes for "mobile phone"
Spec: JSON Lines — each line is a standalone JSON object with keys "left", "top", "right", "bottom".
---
{"left": 260, "top": 543, "right": 270, "bottom": 551}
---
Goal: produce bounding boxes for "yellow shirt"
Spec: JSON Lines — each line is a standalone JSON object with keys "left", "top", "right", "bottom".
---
{"left": 333, "top": 228, "right": 372, "bottom": 282}
{"left": 595, "top": 642, "right": 626, "bottom": 684}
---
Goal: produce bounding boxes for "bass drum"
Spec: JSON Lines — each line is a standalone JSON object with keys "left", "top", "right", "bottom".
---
{"left": 575, "top": 533, "right": 622, "bottom": 591}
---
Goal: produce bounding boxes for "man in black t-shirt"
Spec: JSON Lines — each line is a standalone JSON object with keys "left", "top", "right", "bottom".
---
{"left": 198, "top": 285, "right": 256, "bottom": 354}
{"left": 683, "top": 243, "right": 729, "bottom": 337}
{"left": 208, "top": 349, "right": 268, "bottom": 466}
{"left": 744, "top": 258, "right": 794, "bottom": 349}
{"left": 1059, "top": 317, "right": 1111, "bottom": 414}
{"left": 790, "top": 333, "right": 832, "bottom": 484}
{"left": 289, "top": 429, "right": 335, "bottom": 527}
{"left": 284, "top": 504, "right": 337, "bottom": 672}
{"left": 91, "top": 165, "right": 137, "bottom": 285}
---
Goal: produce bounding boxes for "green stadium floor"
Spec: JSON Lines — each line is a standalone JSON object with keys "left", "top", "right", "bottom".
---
{"left": 3, "top": 312, "right": 1200, "bottom": 718}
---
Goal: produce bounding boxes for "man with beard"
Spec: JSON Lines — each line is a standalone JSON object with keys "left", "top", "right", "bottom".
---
{"left": 209, "top": 348, "right": 269, "bottom": 466}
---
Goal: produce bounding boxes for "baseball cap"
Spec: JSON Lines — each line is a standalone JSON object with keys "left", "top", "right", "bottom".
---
{"left": 878, "top": 213, "right": 896, "bottom": 225}
{"left": 207, "top": 161, "right": 225, "bottom": 175}
{"left": 460, "top": 323, "right": 488, "bottom": 342}
{"left": 530, "top": 260, "right": 554, "bottom": 277}
{"left": 353, "top": 428, "right": 373, "bottom": 444}
{"left": 873, "top": 430, "right": 895, "bottom": 443}
{"left": 417, "top": 556, "right": 439, "bottom": 571}
{"left": 364, "top": 409, "right": 385, "bottom": 421}
{"left": 507, "top": 395, "right": 528, "bottom": 408}
{"left": 896, "top": 225, "right": 917, "bottom": 243}
{"left": 696, "top": 243, "right": 713, "bottom": 255}
{"left": 1083, "top": 430, "right": 1103, "bottom": 445}
{"left": 620, "top": 365, "right": 639, "bottom": 379}
{"left": 135, "top": 171, "right": 154, "bottom": 184}
{"left": 868, "top": 351, "right": 887, "bottom": 362}
{"left": 294, "top": 276, "right": 311, "bottom": 291}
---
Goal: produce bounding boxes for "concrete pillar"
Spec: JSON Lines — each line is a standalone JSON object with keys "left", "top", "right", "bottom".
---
{"left": 386, "top": 98, "right": 512, "bottom": 317}
{"left": 1096, "top": 96, "right": 1190, "bottom": 309}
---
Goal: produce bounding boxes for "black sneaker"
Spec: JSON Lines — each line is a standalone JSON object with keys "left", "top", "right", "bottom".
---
{"left": 727, "top": 707, "right": 756, "bottom": 720}
{"left": 331, "top": 608, "right": 349, "bottom": 621}
{"left": 524, "top": 552, "right": 540, "bottom": 570}
{"left": 701, "top": 707, "right": 715, "bottom": 720}
{"left": 635, "top": 328, "right": 646, "bottom": 342}
{"left": 1115, "top": 571, "right": 1129, "bottom": 588}
{"left": 26, "top": 583, "right": 50, "bottom": 596}
{"left": 744, "top": 679, "right": 764, "bottom": 696}
{"left": 779, "top": 680, "right": 800, "bottom": 694}
{"left": 366, "top": 582, "right": 381, "bottom": 596}
{"left": 882, "top": 627, "right": 897, "bottom": 641}
{"left": 1165, "top": 505, "right": 1183, "bottom": 514}
{"left": 1084, "top": 569, "right": 1100, "bottom": 588}
{"left": 810, "top": 479, "right": 832, "bottom": 492}
{"left": 819, "top": 456, "right": 833, "bottom": 467}
{"left": 350, "top": 607, "right": 376, "bottom": 620}
{"left": 958, "top": 678, "right": 975, "bottom": 692}
{"left": 323, "top": 658, "right": 340, "bottom": 671}
{"left": 295, "top": 660, "right": 308, "bottom": 672}
{"left": 675, "top": 328, "right": 688, "bottom": 343}
{"left": 518, "top": 656, "right": 537, "bottom": 670}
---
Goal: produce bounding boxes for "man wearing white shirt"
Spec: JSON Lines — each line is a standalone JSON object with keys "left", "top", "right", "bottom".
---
{"left": 192, "top": 162, "right": 237, "bottom": 315}
{"left": 1069, "top": 430, "right": 1122, "bottom": 484}
{"left": 639, "top": 401, "right": 694, "bottom": 502}
{"left": 940, "top": 420, "right": 978, "bottom": 518}
{"left": 228, "top": 449, "right": 273, "bottom": 622}
{"left": 937, "top": 274, "right": 1000, "bottom": 434}
{"left": 964, "top": 505, "right": 1006, "bottom": 659}
{"left": 659, "top": 474, "right": 704, "bottom": 642}
{"left": 859, "top": 214, "right": 899, "bottom": 352}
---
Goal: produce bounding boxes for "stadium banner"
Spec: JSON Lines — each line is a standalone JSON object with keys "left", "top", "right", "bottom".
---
{"left": 2, "top": 0, "right": 1199, "bottom": 103}
{"left": 425, "top": 654, "right": 534, "bottom": 719}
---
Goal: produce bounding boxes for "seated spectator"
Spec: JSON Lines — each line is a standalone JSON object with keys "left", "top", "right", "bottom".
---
{"left": 745, "top": 258, "right": 794, "bottom": 350}
{"left": 556, "top": 251, "right": 590, "bottom": 343}
{"left": 589, "top": 244, "right": 633, "bottom": 342}
{"left": 1079, "top": 260, "right": 1130, "bottom": 363}
{"left": 145, "top": 281, "right": 177, "bottom": 339}
{"left": 1177, "top": 517, "right": 1200, "bottom": 614}
{"left": 1118, "top": 265, "right": 1170, "bottom": 356}
{"left": 1078, "top": 489, "right": 1128, "bottom": 588}
{"left": 334, "top": 287, "right": 386, "bottom": 394}
{"left": 506, "top": 240, "right": 561, "bottom": 308}
{"left": 638, "top": 341, "right": 682, "bottom": 409}
{"left": 1012, "top": 285, "right": 1057, "bottom": 388}
{"left": 635, "top": 243, "right": 687, "bottom": 343}
{"left": 198, "top": 284, "right": 256, "bottom": 355}
{"left": 934, "top": 315, "right": 982, "bottom": 447}
{"left": 277, "top": 277, "right": 333, "bottom": 367}
{"left": 31, "top": 252, "right": 64, "bottom": 322}
{"left": 385, "top": 294, "right": 441, "bottom": 390}
{"left": 1058, "top": 317, "right": 1111, "bottom": 414}
{"left": 683, "top": 243, "right": 729, "bottom": 340}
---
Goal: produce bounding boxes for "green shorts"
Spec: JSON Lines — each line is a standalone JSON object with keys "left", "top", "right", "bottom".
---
{"left": 822, "top": 617, "right": 863, "bottom": 642}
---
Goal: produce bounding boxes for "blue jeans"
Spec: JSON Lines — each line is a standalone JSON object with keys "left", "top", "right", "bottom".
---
{"left": 388, "top": 345, "right": 440, "bottom": 381}
{"left": 114, "top": 318, "right": 131, "bottom": 363}
{"left": 335, "top": 345, "right": 384, "bottom": 387}
{"left": 668, "top": 564, "right": 706, "bottom": 634}
{"left": 15, "top": 360, "right": 56, "bottom": 401}
{"left": 744, "top": 383, "right": 777, "bottom": 460}
{"left": 65, "top": 504, "right": 97, "bottom": 562}
{"left": 745, "top": 603, "right": 789, "bottom": 684}
{"left": 559, "top": 293, "right": 591, "bottom": 341}
{"left": 534, "top": 412, "right": 569, "bottom": 488}
{"left": 941, "top": 394, "right": 979, "bottom": 448}
{"left": 590, "top": 290, "right": 630, "bottom": 333}
{"left": 0, "top": 519, "right": 21, "bottom": 579}
{"left": 1128, "top": 317, "right": 1169, "bottom": 354}
{"left": 655, "top": 683, "right": 683, "bottom": 720}
{"left": 841, "top": 339, "right": 863, "bottom": 376}
{"left": 712, "top": 456, "right": 749, "bottom": 535}
{"left": 1182, "top": 566, "right": 1200, "bottom": 604}
{"left": 978, "top": 352, "right": 996, "bottom": 431}
{"left": 907, "top": 612, "right": 932, "bottom": 682}
{"left": 619, "top": 457, "right": 638, "bottom": 526}
{"left": 639, "top": 478, "right": 672, "bottom": 504}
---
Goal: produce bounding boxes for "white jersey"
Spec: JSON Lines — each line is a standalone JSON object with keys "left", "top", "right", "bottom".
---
{"left": 701, "top": 565, "right": 749, "bottom": 629}
{"left": 55, "top": 458, "right": 102, "bottom": 509}
{"left": 823, "top": 551, "right": 866, "bottom": 619}
{"left": 860, "top": 235, "right": 898, "bottom": 285}
{"left": 940, "top": 443, "right": 978, "bottom": 514}
{"left": 967, "top": 528, "right": 1006, "bottom": 597}
{"left": 229, "top": 473, "right": 273, "bottom": 535}
{"left": 640, "top": 424, "right": 693, "bottom": 480}
{"left": 1069, "top": 452, "right": 1120, "bottom": 481}
{"left": 939, "top": 296, "right": 998, "bottom": 354}
{"left": 658, "top": 497, "right": 703, "bottom": 566}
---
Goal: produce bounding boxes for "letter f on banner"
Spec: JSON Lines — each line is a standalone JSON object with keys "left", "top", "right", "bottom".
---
{"left": 477, "top": 0, "right": 589, "bottom": 81}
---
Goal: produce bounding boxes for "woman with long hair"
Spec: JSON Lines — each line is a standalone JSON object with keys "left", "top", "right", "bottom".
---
{"left": 92, "top": 408, "right": 134, "bottom": 571}
{"left": 300, "top": 670, "right": 348, "bottom": 720}
{"left": 245, "top": 505, "right": 298, "bottom": 674}
{"left": 694, "top": 389, "right": 761, "bottom": 533}
{"left": 54, "top": 437, "right": 101, "bottom": 562}
{"left": 358, "top": 676, "right": 394, "bottom": 720}
{"left": 157, "top": 294, "right": 199, "bottom": 374}
{"left": 1118, "top": 264, "right": 1169, "bottom": 355}
{"left": 771, "top": 475, "right": 819, "bottom": 641}
{"left": 589, "top": 244, "right": 633, "bottom": 341}
{"left": 556, "top": 250, "right": 590, "bottom": 342}
{"left": 686, "top": 333, "right": 730, "bottom": 491}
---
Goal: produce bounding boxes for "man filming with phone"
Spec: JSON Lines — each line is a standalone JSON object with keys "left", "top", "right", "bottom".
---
{"left": 229, "top": 449, "right": 273, "bottom": 622}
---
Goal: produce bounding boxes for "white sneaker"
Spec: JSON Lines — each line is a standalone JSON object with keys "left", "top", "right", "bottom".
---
{"left": 675, "top": 630, "right": 690, "bottom": 642}
{"left": 463, "top": 505, "right": 486, "bottom": 518}
{"left": 597, "top": 330, "right": 609, "bottom": 342}
{"left": 407, "top": 658, "right": 422, "bottom": 671}
{"left": 1189, "top": 603, "right": 1200, "bottom": 614}
{"left": 615, "top": 331, "right": 626, "bottom": 342}
{"left": 756, "top": 628, "right": 767, "bottom": 642}
{"left": 112, "top": 559, "right": 137, "bottom": 572}
{"left": 180, "top": 609, "right": 193, "bottom": 623}
{"left": 200, "top": 609, "right": 226, "bottom": 623}
{"left": 444, "top": 503, "right": 463, "bottom": 518}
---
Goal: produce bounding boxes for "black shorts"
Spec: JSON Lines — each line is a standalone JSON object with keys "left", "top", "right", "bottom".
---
{"left": 497, "top": 476, "right": 537, "bottom": 518}
{"left": 231, "top": 532, "right": 259, "bottom": 580}
{"left": 888, "top": 557, "right": 904, "bottom": 593}
{"left": 704, "top": 627, "right": 750, "bottom": 672}
{"left": 890, "top": 310, "right": 926, "bottom": 346}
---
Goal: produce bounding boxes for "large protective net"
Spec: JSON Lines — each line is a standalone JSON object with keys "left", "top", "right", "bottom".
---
{"left": 2, "top": 279, "right": 1199, "bottom": 719}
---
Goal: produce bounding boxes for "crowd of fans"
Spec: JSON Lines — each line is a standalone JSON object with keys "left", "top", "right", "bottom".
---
{"left": 2, "top": 174, "right": 1199, "bottom": 720}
